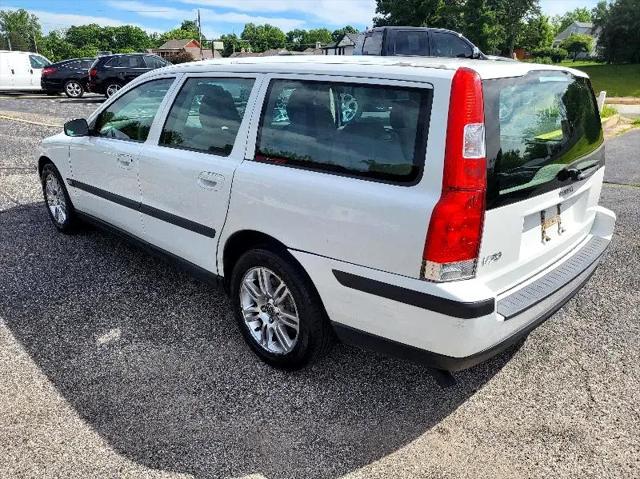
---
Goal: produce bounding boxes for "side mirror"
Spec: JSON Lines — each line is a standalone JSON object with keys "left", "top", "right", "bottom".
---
{"left": 472, "top": 47, "right": 482, "bottom": 59}
{"left": 64, "top": 118, "right": 89, "bottom": 137}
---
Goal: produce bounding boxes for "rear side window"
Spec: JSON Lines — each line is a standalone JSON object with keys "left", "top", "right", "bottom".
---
{"left": 107, "top": 56, "right": 144, "bottom": 68}
{"left": 387, "top": 30, "right": 429, "bottom": 56}
{"left": 361, "top": 31, "right": 383, "bottom": 55}
{"left": 93, "top": 78, "right": 173, "bottom": 141}
{"left": 255, "top": 79, "right": 431, "bottom": 183}
{"left": 430, "top": 32, "right": 473, "bottom": 58}
{"left": 484, "top": 71, "right": 603, "bottom": 207}
{"left": 160, "top": 77, "right": 254, "bottom": 155}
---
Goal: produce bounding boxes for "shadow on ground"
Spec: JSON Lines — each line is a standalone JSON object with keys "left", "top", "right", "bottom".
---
{"left": 0, "top": 203, "right": 517, "bottom": 479}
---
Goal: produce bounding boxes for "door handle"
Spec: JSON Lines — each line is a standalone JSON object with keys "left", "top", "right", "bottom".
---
{"left": 197, "top": 171, "right": 224, "bottom": 190}
{"left": 11, "top": 69, "right": 14, "bottom": 75}
{"left": 116, "top": 153, "right": 134, "bottom": 168}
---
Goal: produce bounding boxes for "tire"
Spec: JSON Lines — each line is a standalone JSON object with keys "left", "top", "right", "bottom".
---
{"left": 230, "top": 248, "right": 334, "bottom": 369}
{"left": 40, "top": 163, "right": 78, "bottom": 233}
{"left": 105, "top": 82, "right": 122, "bottom": 98}
{"left": 64, "top": 80, "right": 84, "bottom": 98}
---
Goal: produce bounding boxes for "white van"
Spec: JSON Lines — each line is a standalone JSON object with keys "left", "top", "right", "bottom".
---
{"left": 0, "top": 50, "right": 51, "bottom": 91}
{"left": 34, "top": 56, "right": 615, "bottom": 374}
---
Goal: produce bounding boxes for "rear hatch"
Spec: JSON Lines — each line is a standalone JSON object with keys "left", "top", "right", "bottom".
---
{"left": 476, "top": 69, "right": 605, "bottom": 293}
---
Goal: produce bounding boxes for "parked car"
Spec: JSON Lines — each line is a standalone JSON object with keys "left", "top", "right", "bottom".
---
{"left": 40, "top": 57, "right": 95, "bottom": 98}
{"left": 35, "top": 56, "right": 615, "bottom": 375}
{"left": 0, "top": 50, "right": 51, "bottom": 91}
{"left": 354, "top": 26, "right": 486, "bottom": 59}
{"left": 88, "top": 53, "right": 170, "bottom": 97}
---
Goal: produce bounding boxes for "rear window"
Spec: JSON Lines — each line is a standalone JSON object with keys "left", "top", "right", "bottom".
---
{"left": 361, "top": 31, "right": 383, "bottom": 56}
{"left": 484, "top": 71, "right": 603, "bottom": 207}
{"left": 255, "top": 79, "right": 431, "bottom": 183}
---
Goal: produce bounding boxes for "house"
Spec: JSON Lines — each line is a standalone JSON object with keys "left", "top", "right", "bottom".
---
{"left": 321, "top": 33, "right": 359, "bottom": 55}
{"left": 152, "top": 39, "right": 221, "bottom": 61}
{"left": 552, "top": 21, "right": 600, "bottom": 57}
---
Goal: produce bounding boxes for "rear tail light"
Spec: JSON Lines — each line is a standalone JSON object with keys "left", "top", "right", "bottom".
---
{"left": 422, "top": 67, "right": 486, "bottom": 282}
{"left": 89, "top": 68, "right": 97, "bottom": 78}
{"left": 42, "top": 67, "right": 56, "bottom": 76}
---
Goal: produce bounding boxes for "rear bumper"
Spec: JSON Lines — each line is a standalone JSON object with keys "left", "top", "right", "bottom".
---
{"left": 318, "top": 206, "right": 615, "bottom": 372}
{"left": 333, "top": 250, "right": 603, "bottom": 371}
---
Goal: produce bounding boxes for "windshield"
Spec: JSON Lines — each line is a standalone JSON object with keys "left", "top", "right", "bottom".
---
{"left": 484, "top": 70, "right": 603, "bottom": 208}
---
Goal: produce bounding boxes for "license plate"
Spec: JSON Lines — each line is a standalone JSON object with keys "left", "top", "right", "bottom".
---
{"left": 541, "top": 204, "right": 565, "bottom": 243}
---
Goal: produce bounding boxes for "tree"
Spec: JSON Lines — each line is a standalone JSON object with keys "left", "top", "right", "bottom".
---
{"left": 303, "top": 28, "right": 332, "bottom": 47}
{"left": 597, "top": 0, "right": 640, "bottom": 63}
{"left": 331, "top": 25, "right": 358, "bottom": 42}
{"left": 286, "top": 28, "right": 306, "bottom": 49}
{"left": 0, "top": 8, "right": 42, "bottom": 51}
{"left": 220, "top": 33, "right": 251, "bottom": 56}
{"left": 552, "top": 7, "right": 592, "bottom": 35}
{"left": 517, "top": 14, "right": 554, "bottom": 51}
{"left": 373, "top": 0, "right": 462, "bottom": 29}
{"left": 241, "top": 23, "right": 286, "bottom": 52}
{"left": 561, "top": 33, "right": 594, "bottom": 60}
{"left": 494, "top": 0, "right": 540, "bottom": 56}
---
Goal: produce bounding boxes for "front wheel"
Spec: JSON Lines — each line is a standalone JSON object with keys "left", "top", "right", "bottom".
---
{"left": 41, "top": 163, "right": 77, "bottom": 232}
{"left": 230, "top": 248, "right": 333, "bottom": 369}
{"left": 64, "top": 80, "right": 84, "bottom": 98}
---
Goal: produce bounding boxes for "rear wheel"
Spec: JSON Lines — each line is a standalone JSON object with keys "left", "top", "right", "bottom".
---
{"left": 105, "top": 82, "right": 122, "bottom": 98}
{"left": 230, "top": 248, "right": 333, "bottom": 369}
{"left": 40, "top": 163, "right": 77, "bottom": 232}
{"left": 64, "top": 80, "right": 84, "bottom": 98}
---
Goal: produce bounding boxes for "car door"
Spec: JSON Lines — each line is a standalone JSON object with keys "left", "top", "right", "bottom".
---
{"left": 126, "top": 55, "right": 151, "bottom": 83}
{"left": 28, "top": 54, "right": 50, "bottom": 89}
{"left": 0, "top": 53, "right": 14, "bottom": 89}
{"left": 12, "top": 54, "right": 32, "bottom": 90}
{"left": 67, "top": 77, "right": 176, "bottom": 237}
{"left": 137, "top": 73, "right": 260, "bottom": 272}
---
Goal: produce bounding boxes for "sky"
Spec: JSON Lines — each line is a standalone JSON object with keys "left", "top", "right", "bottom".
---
{"left": 5, "top": 0, "right": 603, "bottom": 38}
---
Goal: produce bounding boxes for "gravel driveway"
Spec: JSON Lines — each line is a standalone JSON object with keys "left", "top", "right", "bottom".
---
{"left": 0, "top": 97, "right": 638, "bottom": 479}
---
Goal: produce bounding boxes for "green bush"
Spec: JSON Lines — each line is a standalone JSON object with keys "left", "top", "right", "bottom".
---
{"left": 600, "top": 105, "right": 618, "bottom": 118}
{"left": 535, "top": 57, "right": 554, "bottom": 65}
{"left": 531, "top": 47, "right": 568, "bottom": 63}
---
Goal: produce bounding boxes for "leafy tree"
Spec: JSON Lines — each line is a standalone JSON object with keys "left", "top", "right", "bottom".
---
{"left": 597, "top": 0, "right": 640, "bottom": 63}
{"left": 0, "top": 8, "right": 42, "bottom": 51}
{"left": 331, "top": 25, "right": 358, "bottom": 42}
{"left": 241, "top": 23, "right": 286, "bottom": 52}
{"left": 220, "top": 33, "right": 251, "bottom": 56}
{"left": 180, "top": 20, "right": 198, "bottom": 32}
{"left": 552, "top": 7, "right": 592, "bottom": 35}
{"left": 303, "top": 28, "right": 332, "bottom": 47}
{"left": 495, "top": 0, "right": 540, "bottom": 56}
{"left": 517, "top": 14, "right": 554, "bottom": 51}
{"left": 561, "top": 33, "right": 594, "bottom": 60}
{"left": 373, "top": 0, "right": 462, "bottom": 29}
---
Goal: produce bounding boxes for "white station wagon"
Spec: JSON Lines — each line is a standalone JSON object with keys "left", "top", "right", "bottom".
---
{"left": 36, "top": 56, "right": 615, "bottom": 376}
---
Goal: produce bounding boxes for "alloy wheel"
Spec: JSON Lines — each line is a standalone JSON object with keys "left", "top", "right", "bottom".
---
{"left": 44, "top": 173, "right": 67, "bottom": 225}
{"left": 240, "top": 267, "right": 300, "bottom": 355}
{"left": 106, "top": 83, "right": 121, "bottom": 97}
{"left": 65, "top": 81, "right": 82, "bottom": 97}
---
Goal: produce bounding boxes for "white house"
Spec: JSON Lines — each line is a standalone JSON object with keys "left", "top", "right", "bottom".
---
{"left": 552, "top": 21, "right": 600, "bottom": 57}
{"left": 321, "top": 33, "right": 359, "bottom": 55}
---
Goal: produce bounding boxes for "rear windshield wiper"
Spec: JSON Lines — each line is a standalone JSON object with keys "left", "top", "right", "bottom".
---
{"left": 557, "top": 162, "right": 600, "bottom": 182}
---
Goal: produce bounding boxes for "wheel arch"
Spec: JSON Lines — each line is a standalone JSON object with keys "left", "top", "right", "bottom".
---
{"left": 37, "top": 155, "right": 53, "bottom": 177}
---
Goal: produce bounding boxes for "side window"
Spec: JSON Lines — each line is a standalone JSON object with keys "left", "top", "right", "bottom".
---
{"left": 388, "top": 30, "right": 429, "bottom": 56}
{"left": 131, "top": 55, "right": 145, "bottom": 68}
{"left": 255, "top": 79, "right": 431, "bottom": 183}
{"left": 430, "top": 32, "right": 473, "bottom": 58}
{"left": 93, "top": 78, "right": 174, "bottom": 142}
{"left": 361, "top": 31, "right": 383, "bottom": 55}
{"left": 81, "top": 60, "right": 95, "bottom": 69}
{"left": 160, "top": 77, "right": 255, "bottom": 156}
{"left": 29, "top": 55, "right": 50, "bottom": 68}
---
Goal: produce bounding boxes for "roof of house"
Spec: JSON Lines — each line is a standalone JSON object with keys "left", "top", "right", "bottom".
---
{"left": 157, "top": 39, "right": 200, "bottom": 50}
{"left": 554, "top": 21, "right": 597, "bottom": 42}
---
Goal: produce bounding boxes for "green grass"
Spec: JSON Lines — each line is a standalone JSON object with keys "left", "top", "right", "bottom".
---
{"left": 600, "top": 104, "right": 618, "bottom": 118}
{"left": 554, "top": 62, "right": 640, "bottom": 97}
{"left": 632, "top": 118, "right": 640, "bottom": 127}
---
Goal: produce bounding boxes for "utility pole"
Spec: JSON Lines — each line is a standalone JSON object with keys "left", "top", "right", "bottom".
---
{"left": 197, "top": 9, "right": 203, "bottom": 60}
{"left": 7, "top": 34, "right": 12, "bottom": 51}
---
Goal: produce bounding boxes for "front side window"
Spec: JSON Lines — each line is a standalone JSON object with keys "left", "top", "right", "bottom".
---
{"left": 29, "top": 55, "right": 51, "bottom": 68}
{"left": 430, "top": 32, "right": 473, "bottom": 58}
{"left": 361, "top": 31, "right": 383, "bottom": 55}
{"left": 255, "top": 79, "right": 431, "bottom": 183}
{"left": 93, "top": 78, "right": 174, "bottom": 141}
{"left": 144, "top": 55, "right": 166, "bottom": 69}
{"left": 387, "top": 30, "right": 429, "bottom": 56}
{"left": 160, "top": 77, "right": 255, "bottom": 156}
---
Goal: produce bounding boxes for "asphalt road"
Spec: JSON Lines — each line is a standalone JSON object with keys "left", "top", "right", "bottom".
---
{"left": 0, "top": 96, "right": 639, "bottom": 479}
